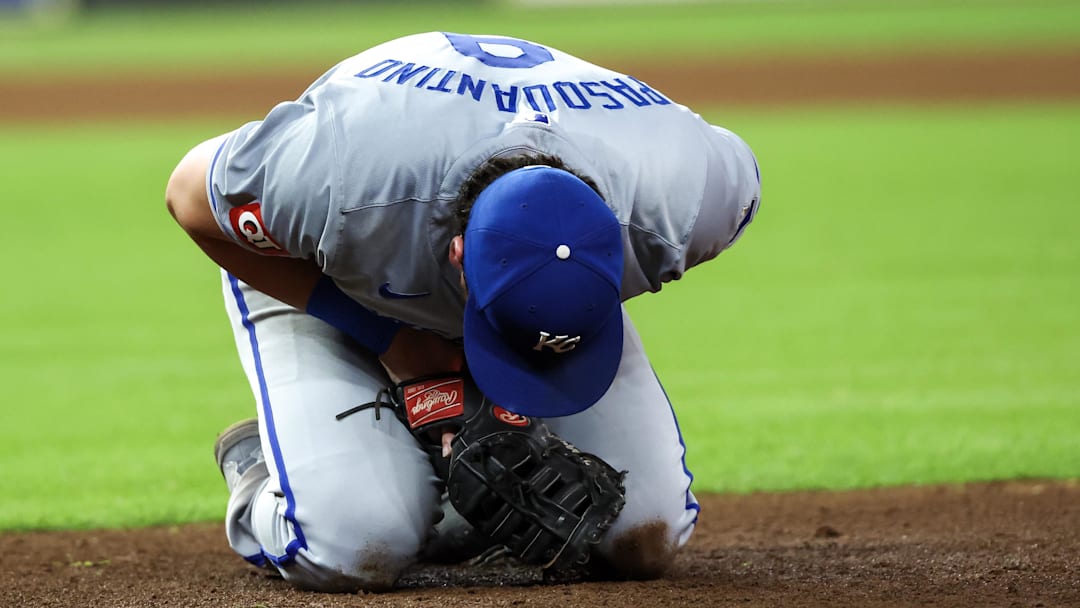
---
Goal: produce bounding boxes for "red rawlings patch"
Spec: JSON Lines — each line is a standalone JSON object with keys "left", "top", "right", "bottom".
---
{"left": 403, "top": 378, "right": 465, "bottom": 429}
{"left": 492, "top": 406, "right": 530, "bottom": 427}
{"left": 228, "top": 202, "right": 288, "bottom": 255}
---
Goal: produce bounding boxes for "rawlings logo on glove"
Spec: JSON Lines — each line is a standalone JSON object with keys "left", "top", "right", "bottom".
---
{"left": 402, "top": 378, "right": 464, "bottom": 427}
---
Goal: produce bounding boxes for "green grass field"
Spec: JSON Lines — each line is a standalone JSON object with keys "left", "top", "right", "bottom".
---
{"left": 2, "top": 0, "right": 1079, "bottom": 74}
{"left": 0, "top": 1, "right": 1077, "bottom": 531}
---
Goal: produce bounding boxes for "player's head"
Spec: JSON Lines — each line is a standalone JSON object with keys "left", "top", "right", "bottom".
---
{"left": 454, "top": 161, "right": 624, "bottom": 418}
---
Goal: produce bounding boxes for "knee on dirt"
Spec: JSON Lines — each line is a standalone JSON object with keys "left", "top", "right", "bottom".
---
{"left": 597, "top": 520, "right": 679, "bottom": 580}
{"left": 273, "top": 506, "right": 427, "bottom": 593}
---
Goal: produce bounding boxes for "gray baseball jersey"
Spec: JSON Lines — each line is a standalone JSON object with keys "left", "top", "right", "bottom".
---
{"left": 207, "top": 32, "right": 760, "bottom": 337}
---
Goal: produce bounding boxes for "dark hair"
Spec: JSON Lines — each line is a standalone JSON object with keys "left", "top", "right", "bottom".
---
{"left": 452, "top": 153, "right": 602, "bottom": 235}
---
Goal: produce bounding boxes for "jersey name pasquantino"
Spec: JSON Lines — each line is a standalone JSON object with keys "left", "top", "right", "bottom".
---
{"left": 353, "top": 33, "right": 672, "bottom": 115}
{"left": 228, "top": 202, "right": 288, "bottom": 255}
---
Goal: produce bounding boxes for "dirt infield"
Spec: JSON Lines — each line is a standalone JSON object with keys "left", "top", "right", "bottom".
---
{"left": 3, "top": 48, "right": 1080, "bottom": 122}
{"left": 3, "top": 47, "right": 1079, "bottom": 607}
{"left": 3, "top": 481, "right": 1078, "bottom": 607}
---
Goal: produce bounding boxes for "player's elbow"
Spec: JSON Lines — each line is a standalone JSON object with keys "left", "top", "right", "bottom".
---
{"left": 164, "top": 174, "right": 185, "bottom": 228}
{"left": 164, "top": 168, "right": 198, "bottom": 234}
{"left": 165, "top": 137, "right": 223, "bottom": 240}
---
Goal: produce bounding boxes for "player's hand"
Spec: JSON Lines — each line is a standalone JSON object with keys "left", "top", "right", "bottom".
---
{"left": 378, "top": 326, "right": 464, "bottom": 384}
{"left": 441, "top": 430, "right": 455, "bottom": 457}
{"left": 379, "top": 329, "right": 462, "bottom": 460}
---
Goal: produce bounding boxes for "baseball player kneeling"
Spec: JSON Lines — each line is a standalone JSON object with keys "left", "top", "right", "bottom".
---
{"left": 166, "top": 32, "right": 760, "bottom": 592}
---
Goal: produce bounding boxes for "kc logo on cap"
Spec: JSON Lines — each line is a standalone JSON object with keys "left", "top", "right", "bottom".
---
{"left": 462, "top": 166, "right": 624, "bottom": 418}
{"left": 534, "top": 331, "right": 581, "bottom": 353}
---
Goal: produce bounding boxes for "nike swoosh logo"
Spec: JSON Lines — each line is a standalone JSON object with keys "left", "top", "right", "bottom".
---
{"left": 379, "top": 282, "right": 431, "bottom": 300}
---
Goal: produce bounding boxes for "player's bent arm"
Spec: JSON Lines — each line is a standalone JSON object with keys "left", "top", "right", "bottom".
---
{"left": 164, "top": 137, "right": 462, "bottom": 375}
{"left": 165, "top": 136, "right": 322, "bottom": 309}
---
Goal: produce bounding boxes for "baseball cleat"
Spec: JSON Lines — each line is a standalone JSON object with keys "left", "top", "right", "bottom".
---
{"left": 214, "top": 418, "right": 263, "bottom": 493}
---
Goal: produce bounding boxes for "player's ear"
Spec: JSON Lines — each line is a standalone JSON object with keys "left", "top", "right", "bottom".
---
{"left": 448, "top": 235, "right": 465, "bottom": 271}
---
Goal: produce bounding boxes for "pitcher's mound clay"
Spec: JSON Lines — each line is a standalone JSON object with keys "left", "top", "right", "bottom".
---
{"left": 3, "top": 480, "right": 1077, "bottom": 608}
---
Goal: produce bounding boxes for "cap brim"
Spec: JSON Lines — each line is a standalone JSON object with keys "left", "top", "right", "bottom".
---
{"left": 463, "top": 294, "right": 624, "bottom": 418}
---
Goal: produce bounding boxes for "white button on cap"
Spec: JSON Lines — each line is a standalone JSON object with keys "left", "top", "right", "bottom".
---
{"left": 555, "top": 244, "right": 571, "bottom": 260}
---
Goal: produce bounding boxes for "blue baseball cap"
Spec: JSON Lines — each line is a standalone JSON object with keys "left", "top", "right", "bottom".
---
{"left": 463, "top": 166, "right": 624, "bottom": 417}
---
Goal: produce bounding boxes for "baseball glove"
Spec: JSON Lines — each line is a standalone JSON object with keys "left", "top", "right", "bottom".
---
{"left": 389, "top": 372, "right": 626, "bottom": 570}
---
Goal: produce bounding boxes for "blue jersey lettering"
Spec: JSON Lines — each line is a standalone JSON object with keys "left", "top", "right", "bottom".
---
{"left": 553, "top": 81, "right": 591, "bottom": 109}
{"left": 492, "top": 84, "right": 519, "bottom": 113}
{"left": 383, "top": 63, "right": 431, "bottom": 85}
{"left": 603, "top": 78, "right": 650, "bottom": 107}
{"left": 631, "top": 77, "right": 672, "bottom": 105}
{"left": 352, "top": 54, "right": 674, "bottom": 116}
{"left": 523, "top": 84, "right": 557, "bottom": 113}
{"left": 414, "top": 67, "right": 441, "bottom": 88}
{"left": 443, "top": 33, "right": 554, "bottom": 69}
{"left": 581, "top": 81, "right": 623, "bottom": 110}
{"left": 457, "top": 74, "right": 486, "bottom": 101}
{"left": 355, "top": 59, "right": 401, "bottom": 79}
